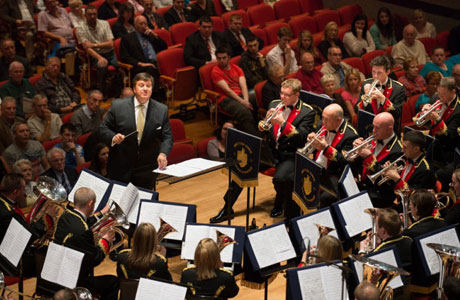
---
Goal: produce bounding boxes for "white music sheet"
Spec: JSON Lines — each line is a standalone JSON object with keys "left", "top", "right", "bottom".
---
{"left": 0, "top": 218, "right": 32, "bottom": 267}
{"left": 341, "top": 166, "right": 360, "bottom": 197}
{"left": 154, "top": 158, "right": 225, "bottom": 177}
{"left": 419, "top": 227, "right": 460, "bottom": 275}
{"left": 108, "top": 183, "right": 155, "bottom": 224}
{"left": 135, "top": 278, "right": 187, "bottom": 300}
{"left": 296, "top": 209, "right": 338, "bottom": 248}
{"left": 68, "top": 170, "right": 111, "bottom": 212}
{"left": 354, "top": 249, "right": 404, "bottom": 289}
{"left": 181, "top": 225, "right": 235, "bottom": 263}
{"left": 41, "top": 242, "right": 84, "bottom": 289}
{"left": 297, "top": 263, "right": 348, "bottom": 300}
{"left": 137, "top": 202, "right": 189, "bottom": 241}
{"left": 338, "top": 192, "right": 373, "bottom": 237}
{"left": 247, "top": 224, "right": 296, "bottom": 269}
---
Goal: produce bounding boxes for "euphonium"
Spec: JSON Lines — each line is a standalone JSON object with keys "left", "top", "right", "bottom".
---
{"left": 362, "top": 80, "right": 380, "bottom": 106}
{"left": 368, "top": 155, "right": 406, "bottom": 185}
{"left": 258, "top": 102, "right": 283, "bottom": 131}
{"left": 426, "top": 243, "right": 460, "bottom": 300}
{"left": 344, "top": 135, "right": 375, "bottom": 161}
{"left": 364, "top": 208, "right": 378, "bottom": 253}
{"left": 216, "top": 230, "right": 238, "bottom": 252}
{"left": 157, "top": 218, "right": 177, "bottom": 242}
{"left": 299, "top": 128, "right": 327, "bottom": 155}
{"left": 413, "top": 100, "right": 442, "bottom": 127}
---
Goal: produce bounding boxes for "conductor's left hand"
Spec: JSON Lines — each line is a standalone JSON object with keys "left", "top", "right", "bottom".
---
{"left": 157, "top": 153, "right": 168, "bottom": 170}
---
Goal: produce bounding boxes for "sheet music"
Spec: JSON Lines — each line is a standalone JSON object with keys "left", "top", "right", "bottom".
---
{"left": 297, "top": 263, "right": 348, "bottom": 300}
{"left": 117, "top": 183, "right": 138, "bottom": 216}
{"left": 137, "top": 202, "right": 189, "bottom": 241}
{"left": 68, "top": 170, "right": 111, "bottom": 212}
{"left": 339, "top": 192, "right": 373, "bottom": 237}
{"left": 153, "top": 158, "right": 225, "bottom": 177}
{"left": 296, "top": 210, "right": 338, "bottom": 248}
{"left": 41, "top": 242, "right": 84, "bottom": 289}
{"left": 109, "top": 184, "right": 155, "bottom": 224}
{"left": 341, "top": 166, "right": 360, "bottom": 197}
{"left": 419, "top": 228, "right": 460, "bottom": 275}
{"left": 247, "top": 224, "right": 296, "bottom": 269}
{"left": 0, "top": 218, "right": 32, "bottom": 267}
{"left": 135, "top": 278, "right": 187, "bottom": 300}
{"left": 354, "top": 249, "right": 404, "bottom": 289}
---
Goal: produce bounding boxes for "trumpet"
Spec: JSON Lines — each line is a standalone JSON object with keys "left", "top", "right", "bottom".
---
{"left": 362, "top": 80, "right": 380, "bottom": 106}
{"left": 258, "top": 102, "right": 283, "bottom": 131}
{"left": 413, "top": 100, "right": 442, "bottom": 126}
{"left": 364, "top": 208, "right": 378, "bottom": 253}
{"left": 344, "top": 135, "right": 375, "bottom": 161}
{"left": 368, "top": 155, "right": 406, "bottom": 186}
{"left": 157, "top": 218, "right": 177, "bottom": 242}
{"left": 299, "top": 128, "right": 327, "bottom": 155}
{"left": 216, "top": 230, "right": 238, "bottom": 252}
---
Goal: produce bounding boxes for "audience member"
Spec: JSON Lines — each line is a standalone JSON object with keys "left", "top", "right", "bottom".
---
{"left": 34, "top": 57, "right": 81, "bottom": 114}
{"left": 354, "top": 281, "right": 379, "bottom": 300}
{"left": 142, "top": 0, "right": 168, "bottom": 30}
{"left": 420, "top": 47, "right": 453, "bottom": 78}
{"left": 416, "top": 71, "right": 441, "bottom": 112}
{"left": 154, "top": 0, "right": 172, "bottom": 8}
{"left": 37, "top": 0, "right": 75, "bottom": 50}
{"left": 0, "top": 61, "right": 34, "bottom": 118}
{"left": 164, "top": 0, "right": 193, "bottom": 27}
{"left": 321, "top": 46, "right": 364, "bottom": 89}
{"left": 294, "top": 30, "right": 322, "bottom": 66}
{"left": 317, "top": 21, "right": 348, "bottom": 61}
{"left": 98, "top": 0, "right": 120, "bottom": 20}
{"left": 3, "top": 122, "right": 49, "bottom": 178}
{"left": 261, "top": 64, "right": 284, "bottom": 111}
{"left": 453, "top": 64, "right": 460, "bottom": 95}
{"left": 207, "top": 121, "right": 233, "bottom": 159}
{"left": 27, "top": 94, "right": 62, "bottom": 142}
{"left": 320, "top": 74, "right": 349, "bottom": 119}
{"left": 399, "top": 57, "right": 426, "bottom": 97}
{"left": 294, "top": 52, "right": 323, "bottom": 94}
{"left": 129, "top": 0, "right": 144, "bottom": 14}
{"left": 120, "top": 87, "right": 135, "bottom": 98}
{"left": 223, "top": 14, "right": 261, "bottom": 58}
{"left": 341, "top": 68, "right": 362, "bottom": 121}
{"left": 53, "top": 123, "right": 85, "bottom": 169}
{"left": 89, "top": 143, "right": 109, "bottom": 177}
{"left": 220, "top": 0, "right": 237, "bottom": 12}
{"left": 184, "top": 16, "right": 226, "bottom": 69}
{"left": 0, "top": 38, "right": 33, "bottom": 81}
{"left": 68, "top": 0, "right": 86, "bottom": 28}
{"left": 238, "top": 36, "right": 268, "bottom": 90}
{"left": 343, "top": 14, "right": 375, "bottom": 57}
{"left": 0, "top": 156, "right": 10, "bottom": 182}
{"left": 111, "top": 2, "right": 135, "bottom": 39}
{"left": 0, "top": 99, "right": 15, "bottom": 154}
{"left": 71, "top": 90, "right": 104, "bottom": 137}
{"left": 369, "top": 7, "right": 396, "bottom": 51}
{"left": 392, "top": 24, "right": 428, "bottom": 67}
{"left": 266, "top": 27, "right": 297, "bottom": 76}
{"left": 41, "top": 148, "right": 79, "bottom": 194}
{"left": 411, "top": 9, "right": 436, "bottom": 38}
{"left": 12, "top": 159, "right": 36, "bottom": 206}
{"left": 190, "top": 0, "right": 216, "bottom": 21}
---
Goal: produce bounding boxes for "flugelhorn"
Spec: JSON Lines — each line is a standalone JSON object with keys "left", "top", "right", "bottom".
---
{"left": 157, "top": 218, "right": 177, "bottom": 242}
{"left": 344, "top": 135, "right": 375, "bottom": 161}
{"left": 426, "top": 243, "right": 460, "bottom": 300}
{"left": 368, "top": 155, "right": 406, "bottom": 185}
{"left": 299, "top": 128, "right": 327, "bottom": 155}
{"left": 413, "top": 100, "right": 442, "bottom": 127}
{"left": 364, "top": 208, "right": 378, "bottom": 253}
{"left": 362, "top": 80, "right": 380, "bottom": 106}
{"left": 216, "top": 230, "right": 237, "bottom": 252}
{"left": 258, "top": 102, "right": 283, "bottom": 131}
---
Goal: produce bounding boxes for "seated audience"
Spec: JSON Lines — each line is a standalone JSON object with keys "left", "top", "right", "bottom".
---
{"left": 164, "top": 0, "right": 193, "bottom": 27}
{"left": 266, "top": 27, "right": 298, "bottom": 76}
{"left": 354, "top": 282, "right": 379, "bottom": 300}
{"left": 112, "top": 2, "right": 135, "bottom": 39}
{"left": 89, "top": 143, "right": 109, "bottom": 177}
{"left": 207, "top": 121, "right": 233, "bottom": 159}
{"left": 98, "top": 0, "right": 120, "bottom": 20}
{"left": 37, "top": 0, "right": 75, "bottom": 50}
{"left": 0, "top": 38, "right": 33, "bottom": 81}
{"left": 238, "top": 36, "right": 268, "bottom": 90}
{"left": 34, "top": 57, "right": 81, "bottom": 114}
{"left": 392, "top": 24, "right": 428, "bottom": 67}
{"left": 453, "top": 64, "right": 460, "bottom": 95}
{"left": 53, "top": 123, "right": 85, "bottom": 169}
{"left": 294, "top": 30, "right": 323, "bottom": 66}
{"left": 294, "top": 52, "right": 323, "bottom": 94}
{"left": 13, "top": 159, "right": 37, "bottom": 206}
{"left": 411, "top": 9, "right": 436, "bottom": 38}
{"left": 369, "top": 7, "right": 396, "bottom": 51}
{"left": 117, "top": 222, "right": 172, "bottom": 280}
{"left": 223, "top": 14, "right": 261, "bottom": 58}
{"left": 71, "top": 90, "right": 104, "bottom": 137}
{"left": 220, "top": 0, "right": 236, "bottom": 12}
{"left": 180, "top": 238, "right": 239, "bottom": 298}
{"left": 317, "top": 21, "right": 348, "bottom": 61}
{"left": 420, "top": 47, "right": 453, "bottom": 78}
{"left": 0, "top": 97, "right": 23, "bottom": 154}
{"left": 68, "top": 0, "right": 86, "bottom": 28}
{"left": 42, "top": 148, "right": 79, "bottom": 194}
{"left": 320, "top": 74, "right": 349, "bottom": 119}
{"left": 343, "top": 14, "right": 375, "bottom": 57}
{"left": 190, "top": 0, "right": 217, "bottom": 21}
{"left": 3, "top": 122, "right": 49, "bottom": 178}
{"left": 321, "top": 46, "right": 364, "bottom": 89}
{"left": 27, "top": 94, "right": 63, "bottom": 142}
{"left": 154, "top": 0, "right": 172, "bottom": 8}
{"left": 416, "top": 71, "right": 441, "bottom": 112}
{"left": 0, "top": 156, "right": 10, "bottom": 182}
{"left": 341, "top": 68, "right": 362, "bottom": 121}
{"left": 142, "top": 0, "right": 168, "bottom": 30}
{"left": 129, "top": 0, "right": 144, "bottom": 14}
{"left": 261, "top": 64, "right": 284, "bottom": 112}
{"left": 399, "top": 57, "right": 426, "bottom": 97}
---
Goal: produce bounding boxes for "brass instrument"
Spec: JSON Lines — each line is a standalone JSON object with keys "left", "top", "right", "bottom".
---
{"left": 362, "top": 80, "right": 380, "bottom": 106}
{"left": 308, "top": 223, "right": 335, "bottom": 264}
{"left": 157, "top": 218, "right": 177, "bottom": 242}
{"left": 435, "top": 192, "right": 453, "bottom": 212}
{"left": 350, "top": 254, "right": 410, "bottom": 300}
{"left": 413, "top": 101, "right": 442, "bottom": 127}
{"left": 396, "top": 189, "right": 413, "bottom": 229}
{"left": 299, "top": 128, "right": 327, "bottom": 155}
{"left": 457, "top": 127, "right": 460, "bottom": 136}
{"left": 426, "top": 243, "right": 460, "bottom": 300}
{"left": 72, "top": 287, "right": 94, "bottom": 300}
{"left": 368, "top": 155, "right": 406, "bottom": 186}
{"left": 258, "top": 102, "right": 283, "bottom": 131}
{"left": 364, "top": 208, "right": 378, "bottom": 253}
{"left": 344, "top": 135, "right": 375, "bottom": 161}
{"left": 90, "top": 201, "right": 129, "bottom": 252}
{"left": 216, "top": 230, "right": 238, "bottom": 252}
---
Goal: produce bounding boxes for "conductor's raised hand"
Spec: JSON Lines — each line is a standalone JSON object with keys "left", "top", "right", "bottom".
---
{"left": 112, "top": 133, "right": 125, "bottom": 145}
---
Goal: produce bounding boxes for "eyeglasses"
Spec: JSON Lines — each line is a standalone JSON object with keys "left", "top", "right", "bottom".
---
{"left": 330, "top": 53, "right": 342, "bottom": 57}
{"left": 280, "top": 92, "right": 295, "bottom": 97}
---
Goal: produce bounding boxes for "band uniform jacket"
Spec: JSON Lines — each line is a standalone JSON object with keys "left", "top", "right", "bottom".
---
{"left": 372, "top": 234, "right": 413, "bottom": 271}
{"left": 183, "top": 31, "right": 227, "bottom": 69}
{"left": 98, "top": 97, "right": 173, "bottom": 183}
{"left": 222, "top": 27, "right": 263, "bottom": 58}
{"left": 444, "top": 198, "right": 460, "bottom": 225}
{"left": 390, "top": 154, "right": 436, "bottom": 192}
{"left": 116, "top": 249, "right": 172, "bottom": 281}
{"left": 266, "top": 100, "right": 315, "bottom": 159}
{"left": 120, "top": 31, "right": 168, "bottom": 66}
{"left": 357, "top": 78, "right": 406, "bottom": 121}
{"left": 180, "top": 265, "right": 239, "bottom": 299}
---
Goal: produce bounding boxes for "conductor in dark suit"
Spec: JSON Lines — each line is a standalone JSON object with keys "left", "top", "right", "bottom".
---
{"left": 41, "top": 148, "right": 79, "bottom": 194}
{"left": 99, "top": 72, "right": 173, "bottom": 189}
{"left": 184, "top": 16, "right": 227, "bottom": 70}
{"left": 163, "top": 0, "right": 192, "bottom": 27}
{"left": 223, "top": 14, "right": 263, "bottom": 58}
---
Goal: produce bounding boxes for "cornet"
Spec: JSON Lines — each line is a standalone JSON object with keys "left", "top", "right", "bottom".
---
{"left": 216, "top": 230, "right": 238, "bottom": 252}
{"left": 299, "top": 128, "right": 327, "bottom": 155}
{"left": 362, "top": 80, "right": 380, "bottom": 106}
{"left": 344, "top": 135, "right": 375, "bottom": 161}
{"left": 413, "top": 101, "right": 442, "bottom": 127}
{"left": 91, "top": 202, "right": 130, "bottom": 252}
{"left": 368, "top": 155, "right": 406, "bottom": 186}
{"left": 258, "top": 102, "right": 283, "bottom": 131}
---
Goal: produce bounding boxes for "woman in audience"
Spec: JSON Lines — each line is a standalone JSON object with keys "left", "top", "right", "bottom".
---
{"left": 294, "top": 30, "right": 323, "bottom": 66}
{"left": 116, "top": 222, "right": 172, "bottom": 280}
{"left": 180, "top": 238, "right": 239, "bottom": 299}
{"left": 317, "top": 22, "right": 349, "bottom": 61}
{"left": 89, "top": 143, "right": 109, "bottom": 177}
{"left": 207, "top": 121, "right": 234, "bottom": 159}
{"left": 68, "top": 0, "right": 86, "bottom": 28}
{"left": 415, "top": 71, "right": 441, "bottom": 112}
{"left": 321, "top": 74, "right": 349, "bottom": 119}
{"left": 341, "top": 68, "right": 362, "bottom": 122}
{"left": 13, "top": 159, "right": 37, "bottom": 207}
{"left": 411, "top": 9, "right": 436, "bottom": 38}
{"left": 369, "top": 7, "right": 396, "bottom": 51}
{"left": 399, "top": 57, "right": 426, "bottom": 97}
{"left": 112, "top": 2, "right": 135, "bottom": 39}
{"left": 129, "top": 0, "right": 144, "bottom": 14}
{"left": 190, "top": 0, "right": 217, "bottom": 21}
{"left": 299, "top": 235, "right": 343, "bottom": 266}
{"left": 343, "top": 14, "right": 375, "bottom": 57}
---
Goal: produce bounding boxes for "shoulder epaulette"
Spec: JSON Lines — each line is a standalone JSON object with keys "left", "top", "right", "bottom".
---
{"left": 302, "top": 102, "right": 313, "bottom": 110}
{"left": 347, "top": 124, "right": 358, "bottom": 135}
{"left": 119, "top": 249, "right": 131, "bottom": 254}
{"left": 393, "top": 79, "right": 404, "bottom": 86}
{"left": 219, "top": 267, "right": 234, "bottom": 275}
{"left": 420, "top": 158, "right": 430, "bottom": 170}
{"left": 183, "top": 265, "right": 196, "bottom": 271}
{"left": 155, "top": 253, "right": 167, "bottom": 262}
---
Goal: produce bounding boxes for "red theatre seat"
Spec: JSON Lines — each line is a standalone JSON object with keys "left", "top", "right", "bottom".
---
{"left": 169, "top": 22, "right": 198, "bottom": 46}
{"left": 298, "top": 0, "right": 323, "bottom": 14}
{"left": 247, "top": 3, "right": 276, "bottom": 28}
{"left": 289, "top": 14, "right": 317, "bottom": 38}
{"left": 337, "top": 4, "right": 362, "bottom": 26}
{"left": 264, "top": 22, "right": 290, "bottom": 45}
{"left": 342, "top": 57, "right": 366, "bottom": 75}
{"left": 168, "top": 144, "right": 197, "bottom": 164}
{"left": 313, "top": 10, "right": 341, "bottom": 32}
{"left": 197, "top": 137, "right": 216, "bottom": 158}
{"left": 273, "top": 0, "right": 301, "bottom": 21}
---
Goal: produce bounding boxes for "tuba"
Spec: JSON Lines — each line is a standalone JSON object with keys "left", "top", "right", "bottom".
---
{"left": 258, "top": 102, "right": 283, "bottom": 131}
{"left": 216, "top": 230, "right": 238, "bottom": 252}
{"left": 156, "top": 218, "right": 177, "bottom": 243}
{"left": 426, "top": 243, "right": 460, "bottom": 300}
{"left": 350, "top": 254, "right": 410, "bottom": 300}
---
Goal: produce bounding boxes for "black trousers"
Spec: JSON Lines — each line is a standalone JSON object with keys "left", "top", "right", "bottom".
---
{"left": 273, "top": 158, "right": 299, "bottom": 219}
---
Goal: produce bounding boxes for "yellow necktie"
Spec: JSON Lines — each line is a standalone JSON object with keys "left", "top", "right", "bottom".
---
{"left": 137, "top": 104, "right": 145, "bottom": 143}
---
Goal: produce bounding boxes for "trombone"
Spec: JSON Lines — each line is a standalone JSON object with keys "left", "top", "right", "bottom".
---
{"left": 344, "top": 135, "right": 375, "bottom": 161}
{"left": 299, "top": 128, "right": 327, "bottom": 155}
{"left": 362, "top": 80, "right": 380, "bottom": 106}
{"left": 258, "top": 102, "right": 283, "bottom": 131}
{"left": 413, "top": 101, "right": 442, "bottom": 127}
{"left": 368, "top": 155, "right": 406, "bottom": 186}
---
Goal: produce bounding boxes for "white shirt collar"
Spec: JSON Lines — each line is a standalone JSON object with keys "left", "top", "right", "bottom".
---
{"left": 134, "top": 96, "right": 149, "bottom": 110}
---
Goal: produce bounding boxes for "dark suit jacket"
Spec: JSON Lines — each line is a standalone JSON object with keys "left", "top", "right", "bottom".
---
{"left": 111, "top": 20, "right": 132, "bottom": 39}
{"left": 0, "top": 0, "right": 38, "bottom": 25}
{"left": 184, "top": 31, "right": 227, "bottom": 69}
{"left": 261, "top": 80, "right": 280, "bottom": 110}
{"left": 41, "top": 167, "right": 79, "bottom": 190}
{"left": 143, "top": 12, "right": 169, "bottom": 30}
{"left": 189, "top": 1, "right": 217, "bottom": 21}
{"left": 163, "top": 7, "right": 193, "bottom": 27}
{"left": 444, "top": 200, "right": 460, "bottom": 225}
{"left": 99, "top": 97, "right": 173, "bottom": 183}
{"left": 120, "top": 31, "right": 167, "bottom": 66}
{"left": 223, "top": 27, "right": 263, "bottom": 57}
{"left": 97, "top": 1, "right": 120, "bottom": 20}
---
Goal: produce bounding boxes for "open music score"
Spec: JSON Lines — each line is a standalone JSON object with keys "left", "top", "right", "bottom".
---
{"left": 339, "top": 165, "right": 360, "bottom": 198}
{"left": 0, "top": 218, "right": 32, "bottom": 267}
{"left": 335, "top": 191, "right": 374, "bottom": 238}
{"left": 135, "top": 278, "right": 187, "bottom": 300}
{"left": 154, "top": 158, "right": 226, "bottom": 177}
{"left": 295, "top": 209, "right": 338, "bottom": 248}
{"left": 68, "top": 169, "right": 111, "bottom": 212}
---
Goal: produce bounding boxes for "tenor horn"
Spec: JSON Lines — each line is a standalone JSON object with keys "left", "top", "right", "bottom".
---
{"left": 216, "top": 230, "right": 238, "bottom": 252}
{"left": 426, "top": 243, "right": 460, "bottom": 300}
{"left": 157, "top": 218, "right": 178, "bottom": 242}
{"left": 258, "top": 102, "right": 283, "bottom": 131}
